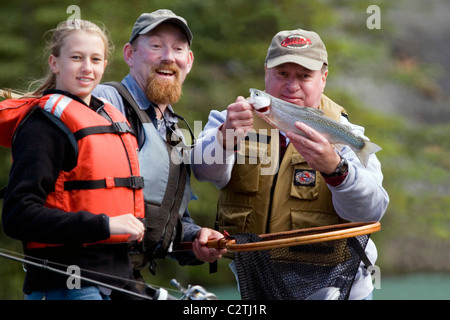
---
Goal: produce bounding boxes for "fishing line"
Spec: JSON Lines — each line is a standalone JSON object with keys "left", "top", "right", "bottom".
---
{"left": 0, "top": 247, "right": 180, "bottom": 300}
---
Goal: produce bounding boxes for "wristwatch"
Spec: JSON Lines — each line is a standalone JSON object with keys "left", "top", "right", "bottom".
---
{"left": 322, "top": 156, "right": 348, "bottom": 177}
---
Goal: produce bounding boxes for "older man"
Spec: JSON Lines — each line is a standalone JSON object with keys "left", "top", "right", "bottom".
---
{"left": 192, "top": 28, "right": 389, "bottom": 300}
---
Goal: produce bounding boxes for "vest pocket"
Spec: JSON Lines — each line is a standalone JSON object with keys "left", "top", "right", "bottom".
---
{"left": 290, "top": 208, "right": 341, "bottom": 230}
{"left": 231, "top": 142, "right": 263, "bottom": 193}
{"left": 217, "top": 203, "right": 252, "bottom": 234}
{"left": 290, "top": 155, "right": 320, "bottom": 200}
{"left": 228, "top": 164, "right": 260, "bottom": 193}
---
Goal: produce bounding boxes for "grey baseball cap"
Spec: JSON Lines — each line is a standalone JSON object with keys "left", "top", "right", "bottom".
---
{"left": 265, "top": 29, "right": 327, "bottom": 70}
{"left": 129, "top": 9, "right": 193, "bottom": 45}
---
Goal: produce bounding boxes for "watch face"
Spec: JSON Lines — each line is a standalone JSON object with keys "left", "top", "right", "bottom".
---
{"left": 337, "top": 158, "right": 348, "bottom": 175}
{"left": 321, "top": 157, "right": 348, "bottom": 177}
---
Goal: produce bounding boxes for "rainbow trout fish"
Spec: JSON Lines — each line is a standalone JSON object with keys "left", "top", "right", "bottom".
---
{"left": 248, "top": 88, "right": 381, "bottom": 167}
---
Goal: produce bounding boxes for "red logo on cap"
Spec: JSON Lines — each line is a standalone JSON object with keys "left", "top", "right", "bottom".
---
{"left": 281, "top": 36, "right": 312, "bottom": 48}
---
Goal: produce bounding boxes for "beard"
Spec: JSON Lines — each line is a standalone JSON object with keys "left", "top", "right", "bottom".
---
{"left": 145, "top": 62, "right": 182, "bottom": 105}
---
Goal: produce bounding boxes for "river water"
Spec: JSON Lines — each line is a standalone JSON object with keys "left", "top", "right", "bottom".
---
{"left": 209, "top": 273, "right": 450, "bottom": 300}
{"left": 373, "top": 273, "right": 450, "bottom": 300}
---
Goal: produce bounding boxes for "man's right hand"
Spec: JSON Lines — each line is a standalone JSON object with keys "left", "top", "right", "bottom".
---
{"left": 219, "top": 96, "right": 254, "bottom": 150}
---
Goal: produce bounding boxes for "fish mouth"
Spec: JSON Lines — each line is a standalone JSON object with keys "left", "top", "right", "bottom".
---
{"left": 249, "top": 88, "right": 271, "bottom": 113}
{"left": 255, "top": 106, "right": 270, "bottom": 113}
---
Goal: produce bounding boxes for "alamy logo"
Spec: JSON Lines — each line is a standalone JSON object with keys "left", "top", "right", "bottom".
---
{"left": 66, "top": 5, "right": 81, "bottom": 29}
{"left": 366, "top": 5, "right": 381, "bottom": 30}
{"left": 66, "top": 265, "right": 81, "bottom": 289}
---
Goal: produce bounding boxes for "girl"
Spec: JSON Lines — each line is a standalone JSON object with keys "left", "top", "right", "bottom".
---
{"left": 1, "top": 20, "right": 145, "bottom": 300}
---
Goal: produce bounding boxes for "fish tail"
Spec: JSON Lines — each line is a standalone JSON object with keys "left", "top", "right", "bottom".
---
{"left": 354, "top": 141, "right": 382, "bottom": 167}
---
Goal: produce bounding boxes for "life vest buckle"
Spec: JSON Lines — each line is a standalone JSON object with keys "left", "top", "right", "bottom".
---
{"left": 129, "top": 176, "right": 144, "bottom": 189}
{"left": 113, "top": 121, "right": 133, "bottom": 134}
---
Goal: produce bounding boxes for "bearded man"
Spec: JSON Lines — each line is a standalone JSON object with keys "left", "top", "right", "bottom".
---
{"left": 93, "top": 10, "right": 225, "bottom": 298}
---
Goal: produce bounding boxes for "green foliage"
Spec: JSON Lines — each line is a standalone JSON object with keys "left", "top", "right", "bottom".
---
{"left": 325, "top": 85, "right": 450, "bottom": 274}
{"left": 0, "top": 0, "right": 449, "bottom": 298}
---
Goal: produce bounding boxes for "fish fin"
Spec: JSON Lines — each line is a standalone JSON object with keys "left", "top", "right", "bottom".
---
{"left": 355, "top": 140, "right": 382, "bottom": 167}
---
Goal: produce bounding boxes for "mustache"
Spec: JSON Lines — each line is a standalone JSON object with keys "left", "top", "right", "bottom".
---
{"left": 151, "top": 62, "right": 180, "bottom": 78}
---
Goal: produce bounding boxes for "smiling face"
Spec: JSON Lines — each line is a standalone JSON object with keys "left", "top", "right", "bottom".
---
{"left": 124, "top": 22, "right": 193, "bottom": 106}
{"left": 264, "top": 62, "right": 327, "bottom": 109}
{"left": 48, "top": 30, "right": 107, "bottom": 104}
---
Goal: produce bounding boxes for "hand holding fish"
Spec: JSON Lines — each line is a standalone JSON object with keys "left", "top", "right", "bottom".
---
{"left": 287, "top": 122, "right": 342, "bottom": 174}
{"left": 248, "top": 88, "right": 381, "bottom": 167}
{"left": 219, "top": 96, "right": 254, "bottom": 150}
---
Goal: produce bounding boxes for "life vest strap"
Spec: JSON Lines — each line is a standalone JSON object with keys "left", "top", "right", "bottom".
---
{"left": 64, "top": 176, "right": 144, "bottom": 191}
{"left": 73, "top": 122, "right": 134, "bottom": 140}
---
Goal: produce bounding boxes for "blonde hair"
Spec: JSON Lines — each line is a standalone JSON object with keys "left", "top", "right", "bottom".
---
{"left": 23, "top": 19, "right": 114, "bottom": 98}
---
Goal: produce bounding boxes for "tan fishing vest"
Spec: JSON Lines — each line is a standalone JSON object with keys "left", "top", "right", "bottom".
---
{"left": 217, "top": 94, "right": 348, "bottom": 236}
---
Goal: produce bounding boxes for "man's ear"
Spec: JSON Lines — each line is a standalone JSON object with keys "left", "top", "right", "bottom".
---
{"left": 123, "top": 42, "right": 134, "bottom": 67}
{"left": 321, "top": 69, "right": 328, "bottom": 92}
{"left": 186, "top": 50, "right": 194, "bottom": 74}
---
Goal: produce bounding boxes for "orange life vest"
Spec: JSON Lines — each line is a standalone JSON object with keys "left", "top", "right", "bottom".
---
{"left": 22, "top": 94, "right": 145, "bottom": 248}
{"left": 0, "top": 97, "right": 39, "bottom": 147}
